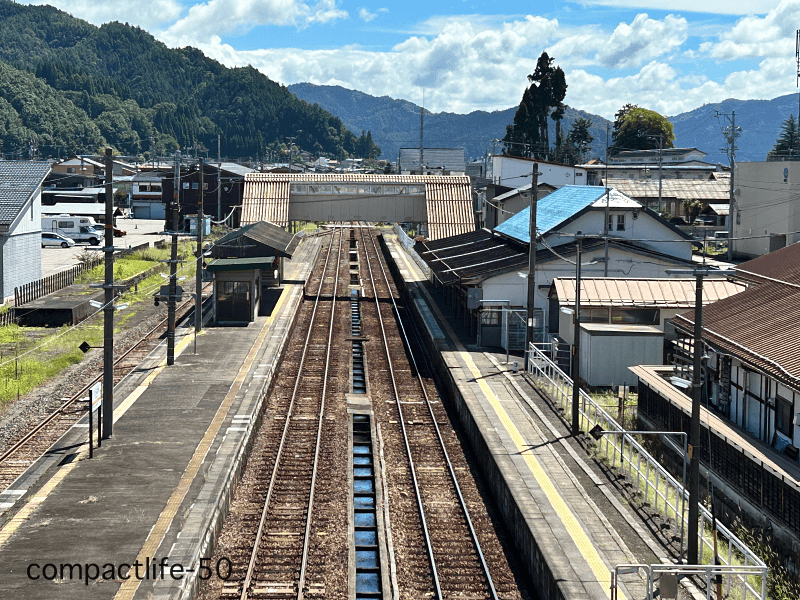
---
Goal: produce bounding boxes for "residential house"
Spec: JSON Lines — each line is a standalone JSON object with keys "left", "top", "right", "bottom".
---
{"left": 732, "top": 160, "right": 800, "bottom": 257}
{"left": 414, "top": 185, "right": 696, "bottom": 347}
{"left": 483, "top": 182, "right": 556, "bottom": 229}
{"left": 131, "top": 172, "right": 168, "bottom": 220}
{"left": 162, "top": 162, "right": 255, "bottom": 230}
{"left": 578, "top": 148, "right": 721, "bottom": 186}
{"left": 0, "top": 162, "right": 51, "bottom": 300}
{"left": 50, "top": 156, "right": 104, "bottom": 188}
{"left": 399, "top": 148, "right": 466, "bottom": 174}
{"left": 489, "top": 154, "right": 587, "bottom": 189}
{"left": 603, "top": 174, "right": 730, "bottom": 220}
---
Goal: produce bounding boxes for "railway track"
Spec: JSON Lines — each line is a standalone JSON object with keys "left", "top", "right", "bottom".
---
{"left": 0, "top": 284, "right": 211, "bottom": 492}
{"left": 217, "top": 228, "right": 345, "bottom": 600}
{"left": 200, "top": 225, "right": 530, "bottom": 600}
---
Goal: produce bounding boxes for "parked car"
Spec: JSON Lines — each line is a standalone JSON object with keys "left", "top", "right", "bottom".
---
{"left": 42, "top": 232, "right": 76, "bottom": 248}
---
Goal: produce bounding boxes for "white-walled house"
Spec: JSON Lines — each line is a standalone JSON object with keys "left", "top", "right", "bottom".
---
{"left": 490, "top": 155, "right": 587, "bottom": 189}
{"left": 0, "top": 162, "right": 50, "bottom": 301}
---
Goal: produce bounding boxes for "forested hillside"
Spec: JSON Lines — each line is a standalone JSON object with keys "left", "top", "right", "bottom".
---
{"left": 0, "top": 0, "right": 379, "bottom": 160}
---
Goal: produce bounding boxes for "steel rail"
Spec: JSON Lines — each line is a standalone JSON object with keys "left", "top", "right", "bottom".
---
{"left": 362, "top": 225, "right": 499, "bottom": 600}
{"left": 359, "top": 225, "right": 443, "bottom": 599}
{"left": 0, "top": 282, "right": 212, "bottom": 468}
{"left": 239, "top": 227, "right": 343, "bottom": 600}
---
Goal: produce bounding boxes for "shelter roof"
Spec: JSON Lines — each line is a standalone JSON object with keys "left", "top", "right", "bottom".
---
{"left": 213, "top": 221, "right": 298, "bottom": 258}
{"left": 208, "top": 257, "right": 276, "bottom": 272}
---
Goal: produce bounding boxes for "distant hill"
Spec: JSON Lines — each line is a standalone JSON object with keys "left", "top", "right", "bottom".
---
{"left": 290, "top": 83, "right": 797, "bottom": 165}
{"left": 669, "top": 94, "right": 797, "bottom": 164}
{"left": 0, "top": 0, "right": 377, "bottom": 160}
{"left": 288, "top": 83, "right": 611, "bottom": 162}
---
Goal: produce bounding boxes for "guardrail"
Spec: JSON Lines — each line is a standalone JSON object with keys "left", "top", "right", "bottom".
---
{"left": 393, "top": 224, "right": 431, "bottom": 278}
{"left": 527, "top": 342, "right": 767, "bottom": 600}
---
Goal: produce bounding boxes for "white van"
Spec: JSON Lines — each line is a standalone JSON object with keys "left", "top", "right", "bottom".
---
{"left": 41, "top": 214, "right": 102, "bottom": 246}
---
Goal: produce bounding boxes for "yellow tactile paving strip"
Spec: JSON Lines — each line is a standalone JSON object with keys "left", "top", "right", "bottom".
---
{"left": 391, "top": 237, "right": 623, "bottom": 600}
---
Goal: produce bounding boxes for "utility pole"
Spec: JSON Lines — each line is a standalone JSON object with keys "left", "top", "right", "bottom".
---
{"left": 167, "top": 151, "right": 181, "bottom": 366}
{"left": 603, "top": 126, "right": 610, "bottom": 276}
{"left": 419, "top": 88, "right": 424, "bottom": 174}
{"left": 217, "top": 134, "right": 222, "bottom": 222}
{"left": 688, "top": 272, "right": 704, "bottom": 564}
{"left": 525, "top": 163, "right": 539, "bottom": 370}
{"left": 657, "top": 133, "right": 663, "bottom": 213}
{"left": 716, "top": 110, "right": 740, "bottom": 261}
{"left": 196, "top": 158, "right": 204, "bottom": 334}
{"left": 571, "top": 235, "right": 584, "bottom": 436}
{"left": 102, "top": 148, "right": 115, "bottom": 439}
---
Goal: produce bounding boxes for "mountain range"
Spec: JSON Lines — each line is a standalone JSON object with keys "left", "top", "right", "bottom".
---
{"left": 289, "top": 83, "right": 797, "bottom": 166}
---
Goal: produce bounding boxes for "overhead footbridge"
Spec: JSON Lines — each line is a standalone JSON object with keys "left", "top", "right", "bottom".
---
{"left": 241, "top": 173, "right": 475, "bottom": 240}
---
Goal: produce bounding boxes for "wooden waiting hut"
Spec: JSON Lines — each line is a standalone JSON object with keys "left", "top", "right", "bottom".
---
{"left": 208, "top": 221, "right": 299, "bottom": 324}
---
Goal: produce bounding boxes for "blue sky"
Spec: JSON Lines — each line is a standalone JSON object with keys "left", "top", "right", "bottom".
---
{"left": 19, "top": 0, "right": 799, "bottom": 118}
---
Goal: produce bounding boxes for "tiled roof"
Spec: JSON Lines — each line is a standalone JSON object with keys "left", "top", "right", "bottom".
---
{"left": 241, "top": 173, "right": 473, "bottom": 240}
{"left": 0, "top": 161, "right": 51, "bottom": 226}
{"left": 675, "top": 282, "right": 800, "bottom": 388}
{"left": 551, "top": 277, "right": 744, "bottom": 308}
{"left": 494, "top": 185, "right": 609, "bottom": 243}
{"left": 602, "top": 178, "right": 729, "bottom": 201}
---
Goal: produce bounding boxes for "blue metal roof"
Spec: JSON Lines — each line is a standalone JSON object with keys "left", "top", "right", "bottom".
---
{"left": 0, "top": 161, "right": 51, "bottom": 227}
{"left": 494, "top": 185, "right": 606, "bottom": 243}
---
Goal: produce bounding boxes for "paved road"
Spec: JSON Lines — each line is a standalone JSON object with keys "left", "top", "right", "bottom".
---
{"left": 40, "top": 218, "right": 168, "bottom": 277}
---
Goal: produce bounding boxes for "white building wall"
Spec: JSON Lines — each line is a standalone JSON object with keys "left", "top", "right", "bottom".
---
{"left": 733, "top": 161, "right": 800, "bottom": 257}
{"left": 491, "top": 155, "right": 587, "bottom": 188}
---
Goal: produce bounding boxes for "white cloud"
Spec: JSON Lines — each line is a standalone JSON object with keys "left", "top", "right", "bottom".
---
{"left": 164, "top": 0, "right": 348, "bottom": 43}
{"left": 18, "top": 0, "right": 183, "bottom": 29}
{"left": 700, "top": 0, "right": 799, "bottom": 60}
{"left": 359, "top": 7, "right": 385, "bottom": 22}
{"left": 185, "top": 16, "right": 559, "bottom": 113}
{"left": 548, "top": 14, "right": 687, "bottom": 69}
{"left": 577, "top": 0, "right": 779, "bottom": 16}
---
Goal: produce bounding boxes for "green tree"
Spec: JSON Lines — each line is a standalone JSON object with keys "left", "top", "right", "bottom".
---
{"left": 565, "top": 117, "right": 594, "bottom": 164}
{"left": 503, "top": 52, "right": 567, "bottom": 159}
{"left": 767, "top": 115, "right": 800, "bottom": 160}
{"left": 610, "top": 104, "right": 675, "bottom": 155}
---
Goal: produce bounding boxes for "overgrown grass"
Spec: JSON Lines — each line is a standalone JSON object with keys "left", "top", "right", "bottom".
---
{"left": 0, "top": 238, "right": 202, "bottom": 409}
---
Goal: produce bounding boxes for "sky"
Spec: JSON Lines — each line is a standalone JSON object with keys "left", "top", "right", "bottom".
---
{"left": 18, "top": 0, "right": 800, "bottom": 119}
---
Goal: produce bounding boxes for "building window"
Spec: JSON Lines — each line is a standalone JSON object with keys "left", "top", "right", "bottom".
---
{"left": 776, "top": 396, "right": 793, "bottom": 438}
{"left": 183, "top": 182, "right": 189, "bottom": 189}
{"left": 610, "top": 308, "right": 659, "bottom": 325}
{"left": 582, "top": 308, "right": 609, "bottom": 323}
{"left": 67, "top": 167, "right": 75, "bottom": 174}
{"left": 192, "top": 183, "right": 199, "bottom": 189}
{"left": 616, "top": 214, "right": 625, "bottom": 231}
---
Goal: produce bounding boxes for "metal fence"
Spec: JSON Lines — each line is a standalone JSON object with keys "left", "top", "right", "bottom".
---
{"left": 393, "top": 224, "right": 431, "bottom": 278}
{"left": 527, "top": 342, "right": 768, "bottom": 600}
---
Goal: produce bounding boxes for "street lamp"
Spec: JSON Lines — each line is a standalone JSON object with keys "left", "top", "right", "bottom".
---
{"left": 591, "top": 426, "right": 688, "bottom": 560}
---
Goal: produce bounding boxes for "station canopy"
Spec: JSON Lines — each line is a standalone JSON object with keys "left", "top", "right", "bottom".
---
{"left": 212, "top": 221, "right": 299, "bottom": 259}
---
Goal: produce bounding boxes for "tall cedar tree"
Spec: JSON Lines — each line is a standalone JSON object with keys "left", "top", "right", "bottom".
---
{"left": 610, "top": 104, "right": 675, "bottom": 155}
{"left": 503, "top": 52, "right": 567, "bottom": 159}
{"left": 767, "top": 115, "right": 800, "bottom": 160}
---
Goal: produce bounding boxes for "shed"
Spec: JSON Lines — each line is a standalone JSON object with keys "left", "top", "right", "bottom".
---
{"left": 579, "top": 323, "right": 663, "bottom": 388}
{"left": 209, "top": 221, "right": 298, "bottom": 324}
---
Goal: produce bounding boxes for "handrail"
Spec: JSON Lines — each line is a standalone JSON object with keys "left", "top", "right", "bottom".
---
{"left": 527, "top": 342, "right": 767, "bottom": 600}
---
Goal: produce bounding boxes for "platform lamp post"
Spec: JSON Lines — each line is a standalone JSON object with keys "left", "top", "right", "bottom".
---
{"left": 102, "top": 148, "right": 115, "bottom": 440}
{"left": 570, "top": 234, "right": 586, "bottom": 435}
{"left": 666, "top": 267, "right": 736, "bottom": 564}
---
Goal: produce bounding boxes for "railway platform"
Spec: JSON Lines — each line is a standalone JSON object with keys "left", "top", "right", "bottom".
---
{"left": 0, "top": 235, "right": 321, "bottom": 600}
{"left": 382, "top": 231, "right": 699, "bottom": 600}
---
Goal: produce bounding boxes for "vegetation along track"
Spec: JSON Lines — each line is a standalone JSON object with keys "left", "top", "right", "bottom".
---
{"left": 0, "top": 284, "right": 212, "bottom": 492}
{"left": 200, "top": 225, "right": 533, "bottom": 600}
